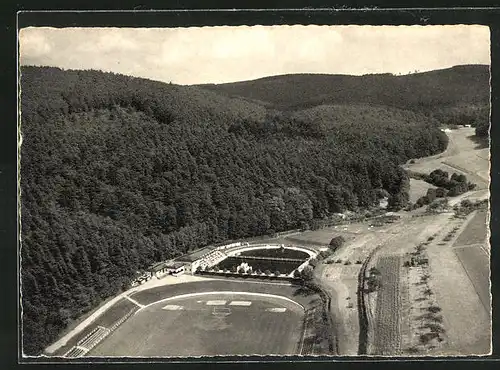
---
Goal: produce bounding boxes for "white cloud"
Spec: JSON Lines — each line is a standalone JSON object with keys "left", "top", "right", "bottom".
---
{"left": 19, "top": 25, "right": 490, "bottom": 85}
{"left": 19, "top": 28, "right": 52, "bottom": 62}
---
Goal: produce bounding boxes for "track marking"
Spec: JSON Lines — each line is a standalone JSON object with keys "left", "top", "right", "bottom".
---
{"left": 266, "top": 307, "right": 287, "bottom": 313}
{"left": 125, "top": 295, "right": 145, "bottom": 308}
{"left": 206, "top": 300, "right": 227, "bottom": 306}
{"left": 162, "top": 304, "right": 184, "bottom": 311}
{"left": 229, "top": 301, "right": 252, "bottom": 306}
{"left": 135, "top": 291, "right": 304, "bottom": 314}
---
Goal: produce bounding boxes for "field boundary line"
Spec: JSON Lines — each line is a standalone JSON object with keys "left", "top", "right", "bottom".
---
{"left": 357, "top": 233, "right": 400, "bottom": 355}
{"left": 298, "top": 309, "right": 308, "bottom": 355}
{"left": 124, "top": 295, "right": 145, "bottom": 308}
{"left": 453, "top": 248, "right": 491, "bottom": 315}
{"left": 135, "top": 291, "right": 305, "bottom": 314}
{"left": 452, "top": 243, "right": 485, "bottom": 250}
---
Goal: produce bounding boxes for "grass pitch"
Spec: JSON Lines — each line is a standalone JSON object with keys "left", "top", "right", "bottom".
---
{"left": 88, "top": 293, "right": 304, "bottom": 357}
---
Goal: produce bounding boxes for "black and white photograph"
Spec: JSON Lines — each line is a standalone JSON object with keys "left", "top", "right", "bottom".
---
{"left": 18, "top": 22, "right": 491, "bottom": 359}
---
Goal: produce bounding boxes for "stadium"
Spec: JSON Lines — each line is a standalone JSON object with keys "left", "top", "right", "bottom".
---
{"left": 49, "top": 243, "right": 330, "bottom": 358}
{"left": 179, "top": 243, "right": 318, "bottom": 278}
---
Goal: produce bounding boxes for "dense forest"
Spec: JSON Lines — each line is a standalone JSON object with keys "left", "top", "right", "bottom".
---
{"left": 22, "top": 66, "right": 467, "bottom": 355}
{"left": 199, "top": 65, "right": 490, "bottom": 137}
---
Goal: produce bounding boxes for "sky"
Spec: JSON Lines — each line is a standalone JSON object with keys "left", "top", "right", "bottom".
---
{"left": 19, "top": 25, "right": 490, "bottom": 85}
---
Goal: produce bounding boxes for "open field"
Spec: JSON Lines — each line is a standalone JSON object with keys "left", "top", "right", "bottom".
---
{"left": 373, "top": 255, "right": 402, "bottom": 355}
{"left": 422, "top": 215, "right": 491, "bottom": 356}
{"left": 316, "top": 263, "right": 359, "bottom": 355}
{"left": 453, "top": 246, "right": 490, "bottom": 315}
{"left": 89, "top": 293, "right": 304, "bottom": 357}
{"left": 454, "top": 210, "right": 488, "bottom": 246}
{"left": 409, "top": 179, "right": 436, "bottom": 204}
{"left": 426, "top": 240, "right": 490, "bottom": 355}
{"left": 285, "top": 227, "right": 358, "bottom": 246}
{"left": 405, "top": 128, "right": 489, "bottom": 191}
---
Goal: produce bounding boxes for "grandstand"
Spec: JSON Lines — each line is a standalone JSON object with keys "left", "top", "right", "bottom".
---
{"left": 63, "top": 326, "right": 110, "bottom": 358}
{"left": 62, "top": 307, "right": 137, "bottom": 358}
{"left": 175, "top": 242, "right": 317, "bottom": 276}
{"left": 176, "top": 247, "right": 229, "bottom": 274}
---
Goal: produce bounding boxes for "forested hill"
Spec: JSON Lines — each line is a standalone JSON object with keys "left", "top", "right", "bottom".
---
{"left": 198, "top": 65, "right": 490, "bottom": 135}
{"left": 21, "top": 66, "right": 448, "bottom": 355}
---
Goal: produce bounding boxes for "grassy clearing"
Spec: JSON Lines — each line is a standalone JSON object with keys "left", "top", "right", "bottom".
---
{"left": 454, "top": 246, "right": 490, "bottom": 315}
{"left": 373, "top": 255, "right": 402, "bottom": 355}
{"left": 286, "top": 229, "right": 356, "bottom": 246}
{"left": 424, "top": 226, "right": 491, "bottom": 355}
{"left": 445, "top": 152, "right": 489, "bottom": 179}
{"left": 454, "top": 210, "right": 488, "bottom": 246}
{"left": 409, "top": 179, "right": 437, "bottom": 204}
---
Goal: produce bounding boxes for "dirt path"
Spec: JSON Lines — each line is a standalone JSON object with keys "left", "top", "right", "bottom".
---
{"left": 316, "top": 264, "right": 359, "bottom": 355}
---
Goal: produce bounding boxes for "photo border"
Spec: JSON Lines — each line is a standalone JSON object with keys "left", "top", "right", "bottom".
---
{"left": 3, "top": 3, "right": 499, "bottom": 369}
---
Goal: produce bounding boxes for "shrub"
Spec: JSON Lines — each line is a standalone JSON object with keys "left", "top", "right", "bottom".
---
{"left": 366, "top": 275, "right": 380, "bottom": 292}
{"left": 415, "top": 244, "right": 426, "bottom": 253}
{"left": 356, "top": 260, "right": 363, "bottom": 264}
{"left": 319, "top": 250, "right": 331, "bottom": 260}
{"left": 427, "top": 236, "right": 435, "bottom": 242}
{"left": 406, "top": 346, "right": 420, "bottom": 354}
{"left": 421, "top": 273, "right": 430, "bottom": 282}
{"left": 427, "top": 305, "right": 442, "bottom": 314}
{"left": 426, "top": 323, "right": 445, "bottom": 333}
{"left": 419, "top": 332, "right": 439, "bottom": 344}
{"left": 335, "top": 259, "right": 342, "bottom": 264}
{"left": 344, "top": 260, "right": 352, "bottom": 265}
{"left": 301, "top": 266, "right": 314, "bottom": 282}
{"left": 329, "top": 235, "right": 346, "bottom": 250}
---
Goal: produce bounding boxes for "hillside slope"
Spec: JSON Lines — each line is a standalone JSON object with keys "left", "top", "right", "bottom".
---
{"left": 20, "top": 66, "right": 448, "bottom": 355}
{"left": 198, "top": 65, "right": 490, "bottom": 130}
